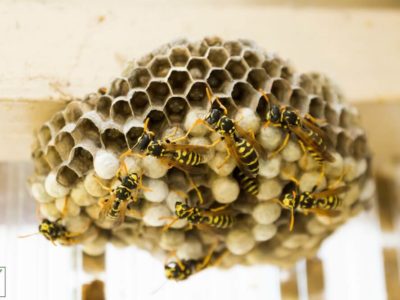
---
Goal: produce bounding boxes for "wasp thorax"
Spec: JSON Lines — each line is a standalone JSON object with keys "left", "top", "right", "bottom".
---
{"left": 283, "top": 110, "right": 300, "bottom": 126}
{"left": 147, "top": 141, "right": 163, "bottom": 157}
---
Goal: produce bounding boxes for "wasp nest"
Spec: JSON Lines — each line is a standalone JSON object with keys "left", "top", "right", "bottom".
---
{"left": 30, "top": 37, "right": 374, "bottom": 269}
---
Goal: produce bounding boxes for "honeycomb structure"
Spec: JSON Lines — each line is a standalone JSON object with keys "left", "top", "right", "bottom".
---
{"left": 30, "top": 37, "right": 374, "bottom": 269}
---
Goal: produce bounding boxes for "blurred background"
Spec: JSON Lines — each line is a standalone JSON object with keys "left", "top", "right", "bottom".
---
{"left": 0, "top": 0, "right": 399, "bottom": 299}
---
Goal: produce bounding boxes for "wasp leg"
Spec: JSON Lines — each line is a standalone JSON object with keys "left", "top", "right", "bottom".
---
{"left": 268, "top": 132, "right": 290, "bottom": 158}
{"left": 206, "top": 87, "right": 228, "bottom": 115}
{"left": 170, "top": 119, "right": 214, "bottom": 144}
{"left": 185, "top": 173, "right": 204, "bottom": 205}
{"left": 289, "top": 208, "right": 295, "bottom": 231}
{"left": 217, "top": 144, "right": 231, "bottom": 169}
{"left": 61, "top": 196, "right": 69, "bottom": 218}
{"left": 209, "top": 204, "right": 229, "bottom": 213}
{"left": 163, "top": 126, "right": 180, "bottom": 142}
{"left": 94, "top": 177, "right": 113, "bottom": 193}
{"left": 160, "top": 216, "right": 179, "bottom": 232}
{"left": 196, "top": 242, "right": 217, "bottom": 271}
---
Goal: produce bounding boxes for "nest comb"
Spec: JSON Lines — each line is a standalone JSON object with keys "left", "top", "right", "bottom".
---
{"left": 29, "top": 37, "right": 374, "bottom": 269}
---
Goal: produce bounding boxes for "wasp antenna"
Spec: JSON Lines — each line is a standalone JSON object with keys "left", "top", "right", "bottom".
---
{"left": 18, "top": 232, "right": 39, "bottom": 239}
{"left": 289, "top": 208, "right": 295, "bottom": 231}
{"left": 205, "top": 86, "right": 214, "bottom": 103}
{"left": 150, "top": 280, "right": 169, "bottom": 296}
{"left": 259, "top": 89, "right": 271, "bottom": 110}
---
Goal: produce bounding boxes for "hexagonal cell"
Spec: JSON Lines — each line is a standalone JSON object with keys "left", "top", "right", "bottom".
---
{"left": 57, "top": 165, "right": 79, "bottom": 187}
{"left": 324, "top": 105, "right": 339, "bottom": 126}
{"left": 169, "top": 47, "right": 190, "bottom": 67}
{"left": 225, "top": 58, "right": 248, "bottom": 80}
{"left": 324, "top": 126, "right": 338, "bottom": 149}
{"left": 38, "top": 125, "right": 52, "bottom": 148}
{"left": 109, "top": 78, "right": 130, "bottom": 97}
{"left": 166, "top": 168, "right": 189, "bottom": 191}
{"left": 207, "top": 69, "right": 232, "bottom": 93}
{"left": 49, "top": 112, "right": 66, "bottom": 133}
{"left": 289, "top": 89, "right": 309, "bottom": 112}
{"left": 136, "top": 53, "right": 154, "bottom": 67}
{"left": 186, "top": 82, "right": 208, "bottom": 108}
{"left": 164, "top": 97, "right": 189, "bottom": 123}
{"left": 223, "top": 41, "right": 243, "bottom": 56}
{"left": 204, "top": 36, "right": 223, "bottom": 47}
{"left": 72, "top": 118, "right": 101, "bottom": 146}
{"left": 63, "top": 101, "right": 84, "bottom": 123}
{"left": 125, "top": 125, "right": 145, "bottom": 149}
{"left": 55, "top": 132, "right": 75, "bottom": 161}
{"left": 167, "top": 70, "right": 192, "bottom": 94}
{"left": 101, "top": 128, "right": 128, "bottom": 154}
{"left": 336, "top": 131, "right": 352, "bottom": 156}
{"left": 262, "top": 58, "right": 282, "bottom": 78}
{"left": 44, "top": 146, "right": 62, "bottom": 169}
{"left": 146, "top": 81, "right": 171, "bottom": 106}
{"left": 207, "top": 47, "right": 229, "bottom": 67}
{"left": 246, "top": 68, "right": 269, "bottom": 90}
{"left": 128, "top": 90, "right": 150, "bottom": 116}
{"left": 187, "top": 186, "right": 213, "bottom": 206}
{"left": 187, "top": 58, "right": 211, "bottom": 80}
{"left": 149, "top": 57, "right": 172, "bottom": 78}
{"left": 270, "top": 79, "right": 292, "bottom": 104}
{"left": 243, "top": 50, "right": 262, "bottom": 68}
{"left": 298, "top": 74, "right": 313, "bottom": 94}
{"left": 111, "top": 98, "right": 133, "bottom": 123}
{"left": 96, "top": 95, "right": 112, "bottom": 119}
{"left": 145, "top": 109, "right": 168, "bottom": 132}
{"left": 308, "top": 97, "right": 325, "bottom": 119}
{"left": 68, "top": 146, "right": 93, "bottom": 175}
{"left": 281, "top": 66, "right": 294, "bottom": 82}
{"left": 339, "top": 109, "right": 353, "bottom": 129}
{"left": 32, "top": 150, "right": 51, "bottom": 175}
{"left": 128, "top": 68, "right": 151, "bottom": 89}
{"left": 353, "top": 135, "right": 368, "bottom": 159}
{"left": 231, "top": 82, "right": 258, "bottom": 108}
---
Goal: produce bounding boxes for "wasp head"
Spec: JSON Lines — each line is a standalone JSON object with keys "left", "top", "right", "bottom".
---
{"left": 165, "top": 261, "right": 191, "bottom": 281}
{"left": 175, "top": 202, "right": 191, "bottom": 218}
{"left": 267, "top": 105, "right": 281, "bottom": 124}
{"left": 147, "top": 141, "right": 163, "bottom": 157}
{"left": 281, "top": 192, "right": 296, "bottom": 209}
{"left": 39, "top": 219, "right": 60, "bottom": 241}
{"left": 205, "top": 108, "right": 223, "bottom": 126}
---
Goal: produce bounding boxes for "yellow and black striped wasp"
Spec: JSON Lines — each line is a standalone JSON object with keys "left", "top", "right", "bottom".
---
{"left": 20, "top": 218, "right": 83, "bottom": 246}
{"left": 172, "top": 87, "right": 262, "bottom": 179}
{"left": 232, "top": 167, "right": 259, "bottom": 196}
{"left": 120, "top": 118, "right": 218, "bottom": 203}
{"left": 97, "top": 171, "right": 145, "bottom": 226}
{"left": 277, "top": 178, "right": 348, "bottom": 231}
{"left": 259, "top": 89, "right": 335, "bottom": 166}
{"left": 165, "top": 247, "right": 227, "bottom": 281}
{"left": 173, "top": 201, "right": 236, "bottom": 229}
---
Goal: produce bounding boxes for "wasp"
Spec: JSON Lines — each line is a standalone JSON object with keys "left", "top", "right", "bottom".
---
{"left": 171, "top": 87, "right": 262, "bottom": 178}
{"left": 174, "top": 201, "right": 235, "bottom": 229}
{"left": 259, "top": 89, "right": 335, "bottom": 165}
{"left": 232, "top": 167, "right": 259, "bottom": 196}
{"left": 165, "top": 247, "right": 226, "bottom": 281}
{"left": 278, "top": 178, "right": 348, "bottom": 231}
{"left": 20, "top": 219, "right": 82, "bottom": 245}
{"left": 120, "top": 118, "right": 218, "bottom": 203}
{"left": 96, "top": 162, "right": 146, "bottom": 226}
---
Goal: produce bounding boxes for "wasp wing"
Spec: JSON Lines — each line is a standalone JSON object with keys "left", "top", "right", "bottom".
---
{"left": 311, "top": 185, "right": 349, "bottom": 199}
{"left": 223, "top": 134, "right": 258, "bottom": 178}
{"left": 289, "top": 125, "right": 335, "bottom": 162}
{"left": 235, "top": 123, "right": 266, "bottom": 156}
{"left": 303, "top": 208, "right": 342, "bottom": 217}
{"left": 162, "top": 142, "right": 211, "bottom": 154}
{"left": 302, "top": 116, "right": 328, "bottom": 141}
